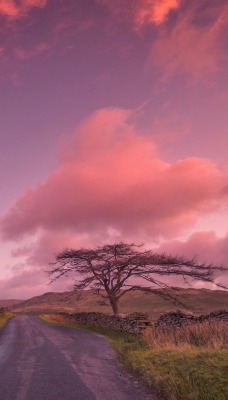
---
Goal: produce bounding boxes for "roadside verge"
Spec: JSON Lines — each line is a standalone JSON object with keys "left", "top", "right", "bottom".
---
{"left": 0, "top": 308, "right": 14, "bottom": 330}
{"left": 40, "top": 313, "right": 228, "bottom": 400}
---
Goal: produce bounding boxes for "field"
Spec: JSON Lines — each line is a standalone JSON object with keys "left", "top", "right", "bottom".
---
{"left": 41, "top": 314, "right": 228, "bottom": 400}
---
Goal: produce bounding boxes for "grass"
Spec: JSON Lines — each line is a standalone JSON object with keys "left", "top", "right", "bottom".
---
{"left": 0, "top": 311, "right": 14, "bottom": 330}
{"left": 126, "top": 348, "right": 228, "bottom": 400}
{"left": 139, "top": 322, "right": 228, "bottom": 399}
{"left": 40, "top": 314, "right": 228, "bottom": 400}
{"left": 39, "top": 313, "right": 136, "bottom": 345}
{"left": 0, "top": 317, "right": 8, "bottom": 329}
{"left": 143, "top": 321, "right": 228, "bottom": 350}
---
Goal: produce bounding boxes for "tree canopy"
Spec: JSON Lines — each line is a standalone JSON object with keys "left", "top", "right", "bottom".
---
{"left": 49, "top": 242, "right": 227, "bottom": 315}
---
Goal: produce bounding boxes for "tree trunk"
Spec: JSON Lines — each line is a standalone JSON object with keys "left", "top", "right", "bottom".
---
{"left": 109, "top": 296, "right": 119, "bottom": 315}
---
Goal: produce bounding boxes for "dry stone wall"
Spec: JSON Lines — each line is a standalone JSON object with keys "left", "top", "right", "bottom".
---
{"left": 155, "top": 310, "right": 228, "bottom": 327}
{"left": 49, "top": 309, "right": 228, "bottom": 334}
{"left": 55, "top": 311, "right": 151, "bottom": 334}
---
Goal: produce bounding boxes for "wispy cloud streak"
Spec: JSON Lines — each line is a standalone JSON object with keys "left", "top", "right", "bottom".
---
{"left": 134, "top": 0, "right": 181, "bottom": 28}
{"left": 0, "top": 0, "right": 48, "bottom": 19}
{"left": 150, "top": 1, "right": 228, "bottom": 80}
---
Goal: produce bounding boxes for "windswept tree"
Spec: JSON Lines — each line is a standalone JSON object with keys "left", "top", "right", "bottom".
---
{"left": 49, "top": 242, "right": 227, "bottom": 315}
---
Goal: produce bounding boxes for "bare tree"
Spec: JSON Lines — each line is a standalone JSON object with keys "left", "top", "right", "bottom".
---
{"left": 49, "top": 242, "right": 227, "bottom": 315}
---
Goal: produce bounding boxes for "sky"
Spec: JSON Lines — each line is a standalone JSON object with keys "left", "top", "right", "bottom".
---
{"left": 0, "top": 0, "right": 228, "bottom": 299}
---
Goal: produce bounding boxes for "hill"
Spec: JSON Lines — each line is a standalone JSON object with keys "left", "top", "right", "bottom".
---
{"left": 0, "top": 299, "right": 22, "bottom": 307}
{"left": 11, "top": 288, "right": 228, "bottom": 320}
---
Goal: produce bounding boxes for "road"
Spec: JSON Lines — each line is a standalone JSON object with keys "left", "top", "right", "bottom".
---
{"left": 0, "top": 315, "right": 157, "bottom": 400}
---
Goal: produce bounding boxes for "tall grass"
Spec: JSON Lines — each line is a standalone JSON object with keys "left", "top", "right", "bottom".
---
{"left": 143, "top": 321, "right": 228, "bottom": 350}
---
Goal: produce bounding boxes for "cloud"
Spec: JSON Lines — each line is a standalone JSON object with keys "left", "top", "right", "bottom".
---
{"left": 0, "top": 228, "right": 122, "bottom": 299}
{"left": 157, "top": 231, "right": 228, "bottom": 264}
{"left": 0, "top": 230, "right": 87, "bottom": 299}
{"left": 15, "top": 42, "right": 50, "bottom": 60}
{"left": 12, "top": 230, "right": 94, "bottom": 267}
{"left": 97, "top": 1, "right": 228, "bottom": 80}
{"left": 150, "top": 1, "right": 228, "bottom": 81}
{"left": 134, "top": 0, "right": 181, "bottom": 28}
{"left": 0, "top": 0, "right": 48, "bottom": 19}
{"left": 97, "top": 0, "right": 181, "bottom": 29}
{"left": 0, "top": 265, "right": 70, "bottom": 299}
{"left": 156, "top": 231, "right": 228, "bottom": 288}
{"left": 6, "top": 229, "right": 228, "bottom": 298}
{"left": 1, "top": 107, "right": 227, "bottom": 243}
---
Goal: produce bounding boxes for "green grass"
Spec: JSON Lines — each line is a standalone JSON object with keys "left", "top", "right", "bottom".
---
{"left": 125, "top": 348, "right": 228, "bottom": 400}
{"left": 40, "top": 314, "right": 228, "bottom": 400}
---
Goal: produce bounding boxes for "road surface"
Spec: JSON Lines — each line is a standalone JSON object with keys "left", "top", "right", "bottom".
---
{"left": 0, "top": 315, "right": 157, "bottom": 400}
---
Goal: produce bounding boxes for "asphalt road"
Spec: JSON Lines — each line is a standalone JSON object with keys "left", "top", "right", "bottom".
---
{"left": 0, "top": 315, "right": 157, "bottom": 400}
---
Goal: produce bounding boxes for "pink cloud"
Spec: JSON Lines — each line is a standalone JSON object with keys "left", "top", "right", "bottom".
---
{"left": 6, "top": 229, "right": 228, "bottom": 298}
{"left": 1, "top": 107, "right": 227, "bottom": 242}
{"left": 0, "top": 265, "right": 71, "bottom": 299}
{"left": 156, "top": 231, "right": 228, "bottom": 288}
{"left": 150, "top": 2, "right": 228, "bottom": 81}
{"left": 0, "top": 0, "right": 18, "bottom": 17}
{"left": 1, "top": 229, "right": 122, "bottom": 299}
{"left": 0, "top": 0, "right": 48, "bottom": 19}
{"left": 157, "top": 231, "right": 228, "bottom": 264}
{"left": 12, "top": 231, "right": 94, "bottom": 267}
{"left": 97, "top": 1, "right": 228, "bottom": 80}
{"left": 134, "top": 0, "right": 181, "bottom": 28}
{"left": 15, "top": 42, "right": 50, "bottom": 60}
{"left": 97, "top": 0, "right": 181, "bottom": 29}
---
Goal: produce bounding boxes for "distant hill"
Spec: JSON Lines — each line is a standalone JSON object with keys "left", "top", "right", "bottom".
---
{"left": 10, "top": 288, "right": 228, "bottom": 320}
{"left": 0, "top": 299, "right": 22, "bottom": 308}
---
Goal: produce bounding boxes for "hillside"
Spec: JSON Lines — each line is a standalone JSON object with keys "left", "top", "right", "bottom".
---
{"left": 11, "top": 288, "right": 228, "bottom": 320}
{"left": 0, "top": 299, "right": 22, "bottom": 307}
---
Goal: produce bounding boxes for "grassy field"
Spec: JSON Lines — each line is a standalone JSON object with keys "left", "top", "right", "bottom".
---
{"left": 40, "top": 314, "right": 228, "bottom": 400}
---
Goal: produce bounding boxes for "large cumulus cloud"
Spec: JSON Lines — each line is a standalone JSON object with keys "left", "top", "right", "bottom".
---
{"left": 1, "top": 107, "right": 227, "bottom": 242}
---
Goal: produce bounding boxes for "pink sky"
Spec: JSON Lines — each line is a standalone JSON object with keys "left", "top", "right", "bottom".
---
{"left": 0, "top": 0, "right": 228, "bottom": 299}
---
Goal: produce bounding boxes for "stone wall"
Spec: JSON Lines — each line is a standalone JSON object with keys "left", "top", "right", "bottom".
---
{"left": 155, "top": 310, "right": 228, "bottom": 328}
{"left": 48, "top": 309, "right": 228, "bottom": 334}
{"left": 53, "top": 311, "right": 151, "bottom": 334}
